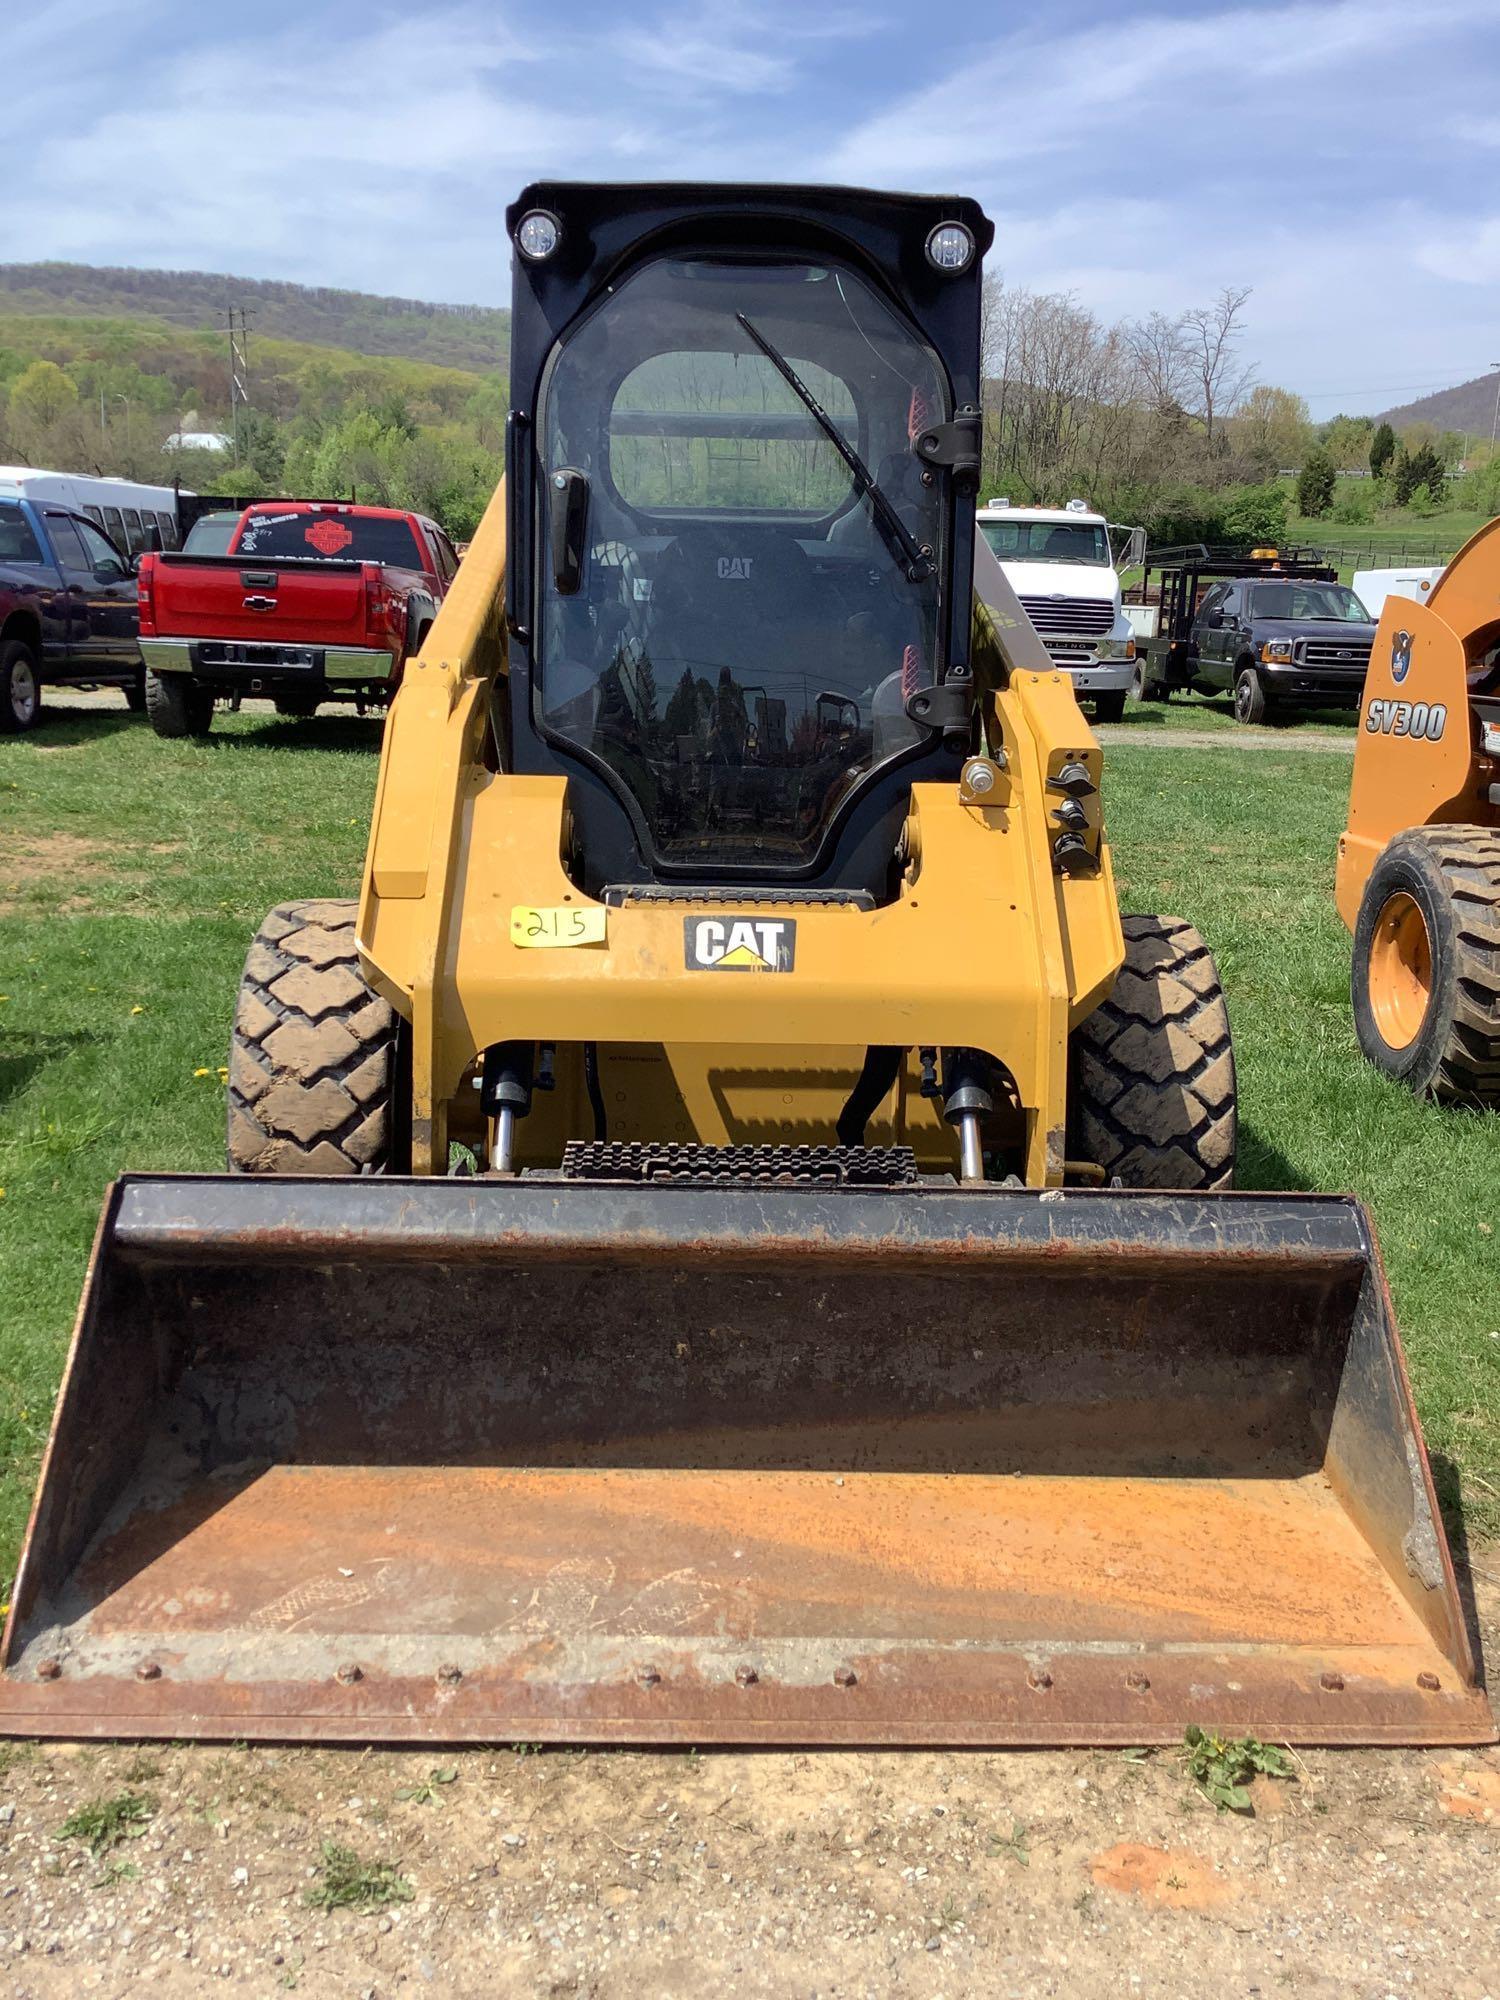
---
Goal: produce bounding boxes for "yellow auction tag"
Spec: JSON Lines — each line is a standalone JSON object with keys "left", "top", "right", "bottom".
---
{"left": 510, "top": 904, "right": 607, "bottom": 949}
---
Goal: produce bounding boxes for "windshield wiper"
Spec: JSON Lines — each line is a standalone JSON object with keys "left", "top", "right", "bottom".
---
{"left": 735, "top": 313, "right": 932, "bottom": 582}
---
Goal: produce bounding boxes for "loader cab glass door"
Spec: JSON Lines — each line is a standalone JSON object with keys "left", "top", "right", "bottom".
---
{"left": 535, "top": 253, "right": 950, "bottom": 872}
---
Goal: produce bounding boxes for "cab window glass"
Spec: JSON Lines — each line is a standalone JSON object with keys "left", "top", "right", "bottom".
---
{"left": 0, "top": 503, "right": 44, "bottom": 564}
{"left": 44, "top": 512, "right": 90, "bottom": 571}
{"left": 74, "top": 517, "right": 128, "bottom": 573}
{"left": 611, "top": 350, "right": 857, "bottom": 515}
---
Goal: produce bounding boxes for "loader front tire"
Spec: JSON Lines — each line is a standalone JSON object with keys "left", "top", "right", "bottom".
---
{"left": 228, "top": 900, "right": 405, "bottom": 1174}
{"left": 1351, "top": 826, "right": 1500, "bottom": 1106}
{"left": 1068, "top": 914, "right": 1237, "bottom": 1189}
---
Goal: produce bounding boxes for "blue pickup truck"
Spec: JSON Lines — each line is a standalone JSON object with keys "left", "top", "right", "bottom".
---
{"left": 0, "top": 495, "right": 143, "bottom": 731}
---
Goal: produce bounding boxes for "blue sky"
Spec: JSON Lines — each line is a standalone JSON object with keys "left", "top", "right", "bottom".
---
{"left": 8, "top": 0, "right": 1500, "bottom": 414}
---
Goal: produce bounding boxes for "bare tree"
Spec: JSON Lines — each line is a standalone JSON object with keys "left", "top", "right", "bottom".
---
{"left": 1179, "top": 285, "right": 1254, "bottom": 451}
{"left": 1124, "top": 311, "right": 1192, "bottom": 417}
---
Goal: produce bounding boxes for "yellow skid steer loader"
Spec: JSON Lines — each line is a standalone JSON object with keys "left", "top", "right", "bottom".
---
{"left": 1, "top": 184, "right": 1489, "bottom": 1747}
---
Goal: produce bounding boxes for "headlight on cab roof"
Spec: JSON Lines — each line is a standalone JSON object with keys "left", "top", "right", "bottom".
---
{"left": 1260, "top": 640, "right": 1294, "bottom": 662}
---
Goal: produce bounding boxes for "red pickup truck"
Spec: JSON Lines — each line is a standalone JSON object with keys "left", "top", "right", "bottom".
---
{"left": 136, "top": 501, "right": 460, "bottom": 736}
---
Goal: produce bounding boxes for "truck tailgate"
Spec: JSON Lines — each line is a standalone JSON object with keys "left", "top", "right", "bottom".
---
{"left": 150, "top": 555, "right": 368, "bottom": 647}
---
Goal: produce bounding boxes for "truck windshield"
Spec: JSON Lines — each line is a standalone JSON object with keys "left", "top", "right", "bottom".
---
{"left": 233, "top": 513, "right": 424, "bottom": 567}
{"left": 1250, "top": 583, "right": 1368, "bottom": 622}
{"left": 537, "top": 253, "right": 949, "bottom": 871}
{"left": 980, "top": 519, "right": 1109, "bottom": 566}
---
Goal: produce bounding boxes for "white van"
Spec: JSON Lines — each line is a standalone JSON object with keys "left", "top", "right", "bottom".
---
{"left": 976, "top": 498, "right": 1143, "bottom": 720}
{"left": 0, "top": 466, "right": 185, "bottom": 560}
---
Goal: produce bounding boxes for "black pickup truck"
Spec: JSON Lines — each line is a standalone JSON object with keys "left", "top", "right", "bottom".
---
{"left": 0, "top": 495, "right": 142, "bottom": 730}
{"left": 1133, "top": 546, "right": 1377, "bottom": 723}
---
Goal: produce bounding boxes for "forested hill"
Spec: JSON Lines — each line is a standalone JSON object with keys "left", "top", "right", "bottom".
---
{"left": 1379, "top": 369, "right": 1500, "bottom": 439}
{"left": 0, "top": 263, "right": 509, "bottom": 374}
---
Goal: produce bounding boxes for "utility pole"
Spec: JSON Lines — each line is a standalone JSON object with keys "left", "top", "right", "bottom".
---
{"left": 226, "top": 303, "right": 254, "bottom": 463}
{"left": 1491, "top": 361, "right": 1500, "bottom": 450}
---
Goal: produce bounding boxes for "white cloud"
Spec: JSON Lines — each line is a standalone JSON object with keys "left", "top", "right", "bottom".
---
{"left": 4, "top": 0, "right": 1499, "bottom": 408}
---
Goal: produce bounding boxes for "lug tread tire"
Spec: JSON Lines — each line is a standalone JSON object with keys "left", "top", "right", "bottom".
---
{"left": 145, "top": 670, "right": 214, "bottom": 738}
{"left": 1352, "top": 826, "right": 1500, "bottom": 1106}
{"left": 228, "top": 900, "right": 397, "bottom": 1174}
{"left": 1070, "top": 914, "right": 1237, "bottom": 1188}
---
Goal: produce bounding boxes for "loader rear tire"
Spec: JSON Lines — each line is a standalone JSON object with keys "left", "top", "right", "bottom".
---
{"left": 1351, "top": 826, "right": 1500, "bottom": 1106}
{"left": 1068, "top": 914, "right": 1237, "bottom": 1189}
{"left": 227, "top": 899, "right": 405, "bottom": 1174}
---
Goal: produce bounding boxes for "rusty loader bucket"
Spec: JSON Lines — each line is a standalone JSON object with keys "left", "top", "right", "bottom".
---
{"left": 0, "top": 1175, "right": 1490, "bottom": 1746}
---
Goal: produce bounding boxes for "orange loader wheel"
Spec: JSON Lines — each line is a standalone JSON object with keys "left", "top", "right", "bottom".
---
{"left": 1365, "top": 891, "right": 1432, "bottom": 1050}
{"left": 1351, "top": 828, "right": 1500, "bottom": 1105}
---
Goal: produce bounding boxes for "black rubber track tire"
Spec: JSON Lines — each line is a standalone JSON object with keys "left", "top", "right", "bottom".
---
{"left": 145, "top": 669, "right": 214, "bottom": 738}
{"left": 228, "top": 899, "right": 401, "bottom": 1173}
{"left": 0, "top": 637, "right": 42, "bottom": 733}
{"left": 1092, "top": 689, "right": 1128, "bottom": 724}
{"left": 1234, "top": 666, "right": 1269, "bottom": 724}
{"left": 1069, "top": 914, "right": 1237, "bottom": 1188}
{"left": 1351, "top": 826, "right": 1500, "bottom": 1106}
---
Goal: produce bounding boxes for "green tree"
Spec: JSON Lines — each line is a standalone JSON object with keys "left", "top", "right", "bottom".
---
{"left": 10, "top": 358, "right": 79, "bottom": 428}
{"left": 1222, "top": 480, "right": 1289, "bottom": 543}
{"left": 1319, "top": 413, "right": 1374, "bottom": 469}
{"left": 1368, "top": 421, "right": 1397, "bottom": 478}
{"left": 1296, "top": 447, "right": 1336, "bottom": 517}
{"left": 1392, "top": 443, "right": 1447, "bottom": 509}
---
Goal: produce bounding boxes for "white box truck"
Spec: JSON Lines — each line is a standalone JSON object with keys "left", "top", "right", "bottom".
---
{"left": 976, "top": 498, "right": 1143, "bottom": 720}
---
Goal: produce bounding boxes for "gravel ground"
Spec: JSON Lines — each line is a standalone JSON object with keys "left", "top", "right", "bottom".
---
{"left": 0, "top": 1561, "right": 1494, "bottom": 1999}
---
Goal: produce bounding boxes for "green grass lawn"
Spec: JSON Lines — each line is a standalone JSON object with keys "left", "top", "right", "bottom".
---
{"left": 1285, "top": 509, "right": 1489, "bottom": 581}
{"left": 1, "top": 696, "right": 1496, "bottom": 1596}
{"left": 1103, "top": 689, "right": 1359, "bottom": 737}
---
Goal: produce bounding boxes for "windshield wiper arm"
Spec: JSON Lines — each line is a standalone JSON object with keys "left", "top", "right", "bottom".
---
{"left": 735, "top": 313, "right": 932, "bottom": 582}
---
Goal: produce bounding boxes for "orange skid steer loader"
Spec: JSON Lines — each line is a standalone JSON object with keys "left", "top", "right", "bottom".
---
{"left": 1337, "top": 516, "right": 1500, "bottom": 1102}
{"left": 0, "top": 184, "right": 1489, "bottom": 1748}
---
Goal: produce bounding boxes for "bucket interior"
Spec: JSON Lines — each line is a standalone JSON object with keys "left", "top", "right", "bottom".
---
{"left": 1, "top": 1179, "right": 1488, "bottom": 1746}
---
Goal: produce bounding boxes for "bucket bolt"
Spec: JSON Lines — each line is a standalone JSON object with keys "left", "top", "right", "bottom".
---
{"left": 1319, "top": 1670, "right": 1344, "bottom": 1693}
{"left": 942, "top": 1048, "right": 994, "bottom": 1184}
{"left": 1126, "top": 1669, "right": 1150, "bottom": 1692}
{"left": 436, "top": 1663, "right": 464, "bottom": 1687}
{"left": 482, "top": 1041, "right": 536, "bottom": 1177}
{"left": 136, "top": 1660, "right": 162, "bottom": 1682}
{"left": 36, "top": 1658, "right": 62, "bottom": 1682}
{"left": 1417, "top": 1671, "right": 1441, "bottom": 1692}
{"left": 335, "top": 1662, "right": 364, "bottom": 1686}
{"left": 833, "top": 1664, "right": 858, "bottom": 1688}
{"left": 635, "top": 1663, "right": 662, "bottom": 1689}
{"left": 1027, "top": 1668, "right": 1053, "bottom": 1692}
{"left": 735, "top": 1665, "right": 760, "bottom": 1688}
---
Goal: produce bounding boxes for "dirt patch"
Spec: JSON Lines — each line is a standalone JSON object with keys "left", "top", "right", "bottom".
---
{"left": 0, "top": 833, "right": 109, "bottom": 884}
{"left": 1100, "top": 724, "right": 1355, "bottom": 754}
{"left": 1090, "top": 1839, "right": 1240, "bottom": 1909}
{"left": 0, "top": 834, "right": 111, "bottom": 916}
{"left": 1437, "top": 1758, "right": 1500, "bottom": 1821}
{"left": 0, "top": 833, "right": 183, "bottom": 915}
